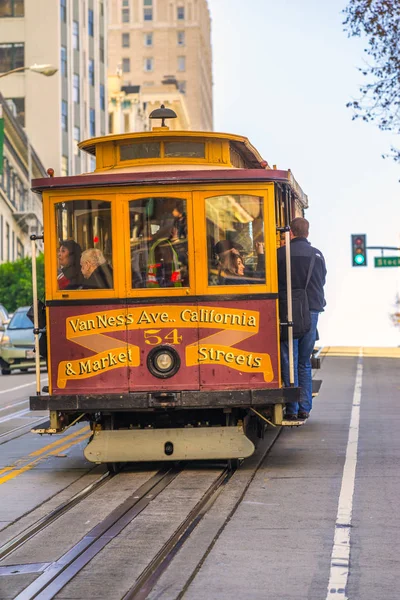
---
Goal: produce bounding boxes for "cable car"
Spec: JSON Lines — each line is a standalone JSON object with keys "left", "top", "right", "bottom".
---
{"left": 29, "top": 107, "right": 307, "bottom": 465}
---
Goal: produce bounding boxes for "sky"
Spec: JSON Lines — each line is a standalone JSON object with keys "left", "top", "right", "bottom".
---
{"left": 208, "top": 0, "right": 400, "bottom": 347}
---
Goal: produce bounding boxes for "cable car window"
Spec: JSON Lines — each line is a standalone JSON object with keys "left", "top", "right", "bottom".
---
{"left": 129, "top": 197, "right": 188, "bottom": 288}
{"left": 55, "top": 200, "right": 113, "bottom": 290}
{"left": 120, "top": 142, "right": 160, "bottom": 161}
{"left": 164, "top": 141, "right": 205, "bottom": 158}
{"left": 206, "top": 195, "right": 266, "bottom": 286}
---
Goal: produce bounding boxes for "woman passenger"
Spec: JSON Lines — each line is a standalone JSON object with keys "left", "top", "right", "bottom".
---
{"left": 57, "top": 240, "right": 83, "bottom": 289}
{"left": 217, "top": 241, "right": 265, "bottom": 285}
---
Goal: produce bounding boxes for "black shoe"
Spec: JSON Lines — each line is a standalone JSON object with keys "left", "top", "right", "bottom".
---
{"left": 298, "top": 411, "right": 309, "bottom": 420}
{"left": 285, "top": 414, "right": 298, "bottom": 421}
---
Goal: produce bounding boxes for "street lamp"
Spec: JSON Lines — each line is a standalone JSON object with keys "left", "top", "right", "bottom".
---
{"left": 0, "top": 63, "right": 58, "bottom": 79}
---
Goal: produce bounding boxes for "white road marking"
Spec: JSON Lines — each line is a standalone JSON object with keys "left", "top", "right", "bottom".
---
{"left": 326, "top": 349, "right": 363, "bottom": 599}
{"left": 0, "top": 399, "right": 29, "bottom": 413}
{"left": 0, "top": 408, "right": 31, "bottom": 424}
{"left": 0, "top": 417, "right": 47, "bottom": 441}
{"left": 0, "top": 377, "right": 48, "bottom": 396}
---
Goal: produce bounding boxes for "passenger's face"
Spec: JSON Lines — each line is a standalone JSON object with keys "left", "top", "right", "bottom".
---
{"left": 236, "top": 256, "right": 245, "bottom": 276}
{"left": 58, "top": 245, "right": 70, "bottom": 267}
{"left": 80, "top": 258, "right": 90, "bottom": 279}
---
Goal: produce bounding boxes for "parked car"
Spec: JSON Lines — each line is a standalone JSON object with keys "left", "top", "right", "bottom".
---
{"left": 0, "top": 304, "right": 10, "bottom": 343}
{"left": 0, "top": 306, "right": 46, "bottom": 375}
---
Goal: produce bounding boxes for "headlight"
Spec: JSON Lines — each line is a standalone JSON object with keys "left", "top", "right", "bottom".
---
{"left": 147, "top": 346, "right": 180, "bottom": 379}
{"left": 1, "top": 335, "right": 11, "bottom": 348}
{"left": 155, "top": 352, "right": 174, "bottom": 372}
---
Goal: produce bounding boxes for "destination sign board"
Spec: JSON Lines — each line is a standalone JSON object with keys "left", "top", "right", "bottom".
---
{"left": 374, "top": 257, "right": 400, "bottom": 268}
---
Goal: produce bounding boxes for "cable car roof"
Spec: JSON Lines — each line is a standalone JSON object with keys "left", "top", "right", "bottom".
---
{"left": 32, "top": 127, "right": 308, "bottom": 208}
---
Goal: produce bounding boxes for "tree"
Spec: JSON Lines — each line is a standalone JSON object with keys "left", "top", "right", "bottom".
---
{"left": 0, "top": 254, "right": 44, "bottom": 313}
{"left": 343, "top": 0, "right": 400, "bottom": 160}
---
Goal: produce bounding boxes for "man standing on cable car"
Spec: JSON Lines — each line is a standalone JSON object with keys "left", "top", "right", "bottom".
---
{"left": 277, "top": 217, "right": 327, "bottom": 420}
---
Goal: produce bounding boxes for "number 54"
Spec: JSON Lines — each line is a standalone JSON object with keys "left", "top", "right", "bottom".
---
{"left": 144, "top": 329, "right": 183, "bottom": 345}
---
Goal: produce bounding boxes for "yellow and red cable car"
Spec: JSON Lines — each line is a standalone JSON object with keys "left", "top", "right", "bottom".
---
{"left": 29, "top": 109, "right": 308, "bottom": 465}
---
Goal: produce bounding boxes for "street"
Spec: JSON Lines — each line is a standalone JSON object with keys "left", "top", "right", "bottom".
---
{"left": 0, "top": 349, "right": 399, "bottom": 599}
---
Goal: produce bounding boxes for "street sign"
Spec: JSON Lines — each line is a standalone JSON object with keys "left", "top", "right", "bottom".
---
{"left": 374, "top": 256, "right": 400, "bottom": 267}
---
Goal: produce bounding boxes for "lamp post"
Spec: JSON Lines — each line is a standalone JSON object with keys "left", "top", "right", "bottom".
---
{"left": 0, "top": 63, "right": 58, "bottom": 79}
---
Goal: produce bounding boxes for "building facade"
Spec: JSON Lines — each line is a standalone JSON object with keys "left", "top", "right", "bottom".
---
{"left": 0, "top": 93, "right": 46, "bottom": 265}
{"left": 108, "top": 74, "right": 191, "bottom": 133}
{"left": 108, "top": 0, "right": 212, "bottom": 131}
{"left": 0, "top": 0, "right": 108, "bottom": 176}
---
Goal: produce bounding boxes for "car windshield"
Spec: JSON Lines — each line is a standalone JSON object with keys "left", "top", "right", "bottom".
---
{"left": 8, "top": 311, "right": 32, "bottom": 329}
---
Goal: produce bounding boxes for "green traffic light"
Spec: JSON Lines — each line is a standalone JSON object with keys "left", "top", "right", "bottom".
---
{"left": 354, "top": 254, "right": 365, "bottom": 265}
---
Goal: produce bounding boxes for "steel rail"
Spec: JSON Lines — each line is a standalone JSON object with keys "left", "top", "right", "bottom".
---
{"left": 176, "top": 428, "right": 283, "bottom": 599}
{"left": 14, "top": 466, "right": 182, "bottom": 600}
{"left": 125, "top": 429, "right": 283, "bottom": 600}
{"left": 0, "top": 471, "right": 112, "bottom": 561}
{"left": 0, "top": 418, "right": 48, "bottom": 445}
{"left": 123, "top": 466, "right": 233, "bottom": 600}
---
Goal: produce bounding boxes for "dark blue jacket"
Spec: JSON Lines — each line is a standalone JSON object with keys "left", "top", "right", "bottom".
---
{"left": 277, "top": 237, "right": 327, "bottom": 312}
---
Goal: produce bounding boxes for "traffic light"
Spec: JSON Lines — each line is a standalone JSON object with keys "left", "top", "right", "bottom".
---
{"left": 351, "top": 234, "right": 367, "bottom": 267}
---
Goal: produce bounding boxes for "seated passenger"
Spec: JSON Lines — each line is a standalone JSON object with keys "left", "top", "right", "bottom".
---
{"left": 215, "top": 239, "right": 265, "bottom": 285}
{"left": 57, "top": 240, "right": 83, "bottom": 289}
{"left": 80, "top": 249, "right": 113, "bottom": 289}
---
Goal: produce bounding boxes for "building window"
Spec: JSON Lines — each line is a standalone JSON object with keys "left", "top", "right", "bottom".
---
{"left": 6, "top": 223, "right": 10, "bottom": 261}
{"left": 0, "top": 42, "right": 24, "bottom": 72}
{"left": 143, "top": 8, "right": 152, "bottom": 20}
{"left": 99, "top": 36, "right": 104, "bottom": 62}
{"left": 144, "top": 57, "right": 153, "bottom": 72}
{"left": 100, "top": 83, "right": 105, "bottom": 110}
{"left": 0, "top": 0, "right": 24, "bottom": 17}
{"left": 60, "top": 0, "right": 66, "bottom": 23}
{"left": 16, "top": 238, "right": 24, "bottom": 259}
{"left": 122, "top": 7, "right": 129, "bottom": 22}
{"left": 73, "top": 126, "right": 80, "bottom": 155}
{"left": 88, "top": 8, "right": 94, "bottom": 36}
{"left": 61, "top": 155, "right": 68, "bottom": 176}
{"left": 89, "top": 58, "right": 94, "bottom": 85}
{"left": 178, "top": 80, "right": 186, "bottom": 94}
{"left": 177, "top": 31, "right": 185, "bottom": 46}
{"left": 6, "top": 97, "right": 24, "bottom": 126}
{"left": 177, "top": 6, "right": 184, "bottom": 20}
{"left": 144, "top": 32, "right": 153, "bottom": 46}
{"left": 177, "top": 56, "right": 186, "bottom": 71}
{"left": 122, "top": 32, "right": 130, "bottom": 47}
{"left": 61, "top": 100, "right": 68, "bottom": 132}
{"left": 122, "top": 57, "right": 130, "bottom": 73}
{"left": 73, "top": 73, "right": 79, "bottom": 103}
{"left": 61, "top": 45, "right": 67, "bottom": 77}
{"left": 144, "top": 0, "right": 152, "bottom": 20}
{"left": 73, "top": 21, "right": 79, "bottom": 50}
{"left": 90, "top": 108, "right": 95, "bottom": 136}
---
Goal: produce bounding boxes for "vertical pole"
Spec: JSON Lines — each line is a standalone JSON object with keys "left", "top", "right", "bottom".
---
{"left": 31, "top": 237, "right": 41, "bottom": 395}
{"left": 284, "top": 188, "right": 295, "bottom": 385}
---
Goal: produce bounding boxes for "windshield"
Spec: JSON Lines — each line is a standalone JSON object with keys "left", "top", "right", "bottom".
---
{"left": 8, "top": 311, "right": 32, "bottom": 329}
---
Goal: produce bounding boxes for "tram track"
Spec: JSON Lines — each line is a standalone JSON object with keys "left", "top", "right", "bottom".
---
{"left": 0, "top": 470, "right": 112, "bottom": 562}
{"left": 3, "top": 427, "right": 282, "bottom": 600}
{"left": 12, "top": 466, "right": 182, "bottom": 600}
{"left": 127, "top": 427, "right": 283, "bottom": 600}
